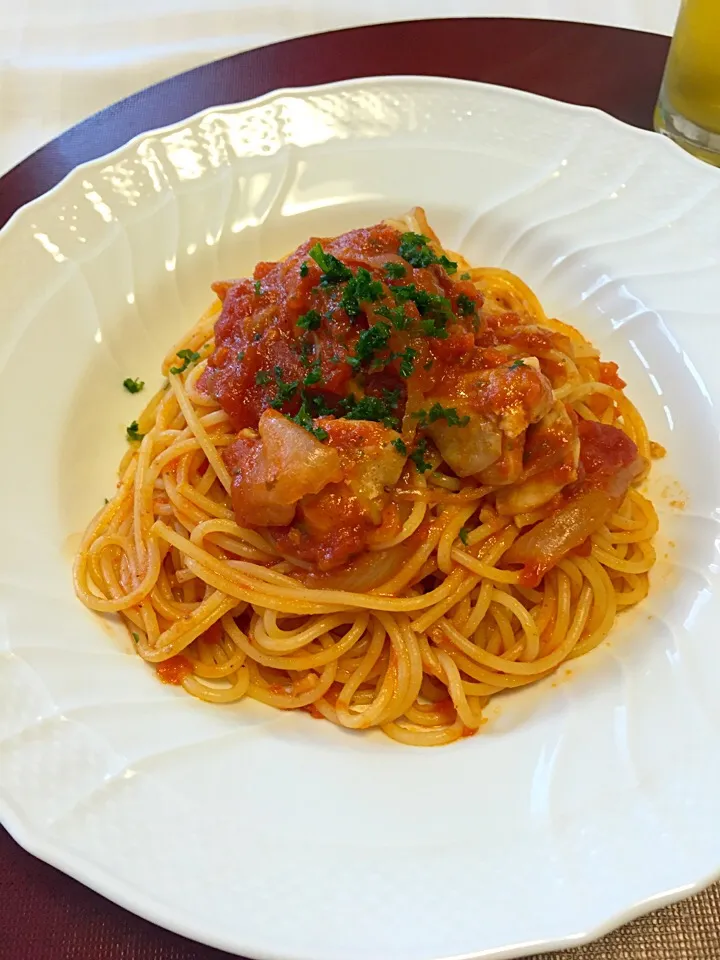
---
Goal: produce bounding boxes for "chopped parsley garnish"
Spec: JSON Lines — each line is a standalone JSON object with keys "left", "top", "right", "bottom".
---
{"left": 300, "top": 261, "right": 309, "bottom": 278}
{"left": 299, "top": 341, "right": 313, "bottom": 367}
{"left": 409, "top": 438, "right": 432, "bottom": 473}
{"left": 510, "top": 358, "right": 527, "bottom": 370}
{"left": 413, "top": 402, "right": 470, "bottom": 428}
{"left": 341, "top": 390, "right": 400, "bottom": 429}
{"left": 456, "top": 293, "right": 476, "bottom": 316}
{"left": 375, "top": 303, "right": 411, "bottom": 330}
{"left": 398, "top": 233, "right": 437, "bottom": 268}
{"left": 347, "top": 321, "right": 391, "bottom": 370}
{"left": 391, "top": 284, "right": 453, "bottom": 338}
{"left": 254, "top": 280, "right": 262, "bottom": 296}
{"left": 391, "top": 437, "right": 407, "bottom": 456}
{"left": 339, "top": 267, "right": 384, "bottom": 317}
{"left": 458, "top": 527, "right": 470, "bottom": 546}
{"left": 397, "top": 232, "right": 457, "bottom": 274}
{"left": 269, "top": 366, "right": 299, "bottom": 409}
{"left": 424, "top": 357, "right": 434, "bottom": 370}
{"left": 255, "top": 370, "right": 272, "bottom": 386}
{"left": 169, "top": 348, "right": 201, "bottom": 375}
{"left": 297, "top": 309, "right": 322, "bottom": 331}
{"left": 307, "top": 392, "right": 332, "bottom": 417}
{"left": 253, "top": 332, "right": 262, "bottom": 342}
{"left": 395, "top": 346, "right": 418, "bottom": 379}
{"left": 438, "top": 255, "right": 458, "bottom": 274}
{"left": 288, "top": 400, "right": 328, "bottom": 442}
{"left": 309, "top": 243, "right": 353, "bottom": 284}
{"left": 420, "top": 316, "right": 450, "bottom": 339}
{"left": 460, "top": 272, "right": 471, "bottom": 281}
{"left": 303, "top": 361, "right": 322, "bottom": 386}
{"left": 132, "top": 632, "right": 140, "bottom": 645}
{"left": 384, "top": 261, "right": 406, "bottom": 280}
{"left": 122, "top": 377, "right": 144, "bottom": 394}
{"left": 126, "top": 420, "right": 144, "bottom": 442}
{"left": 237, "top": 351, "right": 245, "bottom": 361}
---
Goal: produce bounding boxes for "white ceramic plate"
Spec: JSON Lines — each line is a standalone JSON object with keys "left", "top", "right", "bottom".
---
{"left": 1, "top": 77, "right": 720, "bottom": 960}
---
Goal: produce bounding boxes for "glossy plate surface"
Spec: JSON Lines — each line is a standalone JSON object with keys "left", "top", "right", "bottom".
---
{"left": 1, "top": 77, "right": 719, "bottom": 960}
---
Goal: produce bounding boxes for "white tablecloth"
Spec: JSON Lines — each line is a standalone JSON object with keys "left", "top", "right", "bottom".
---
{"left": 0, "top": 1, "right": 679, "bottom": 177}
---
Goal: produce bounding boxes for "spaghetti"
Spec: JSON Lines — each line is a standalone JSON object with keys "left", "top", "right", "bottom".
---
{"left": 74, "top": 209, "right": 658, "bottom": 745}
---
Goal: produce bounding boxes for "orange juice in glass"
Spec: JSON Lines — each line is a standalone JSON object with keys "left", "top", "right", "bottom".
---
{"left": 654, "top": 0, "right": 720, "bottom": 165}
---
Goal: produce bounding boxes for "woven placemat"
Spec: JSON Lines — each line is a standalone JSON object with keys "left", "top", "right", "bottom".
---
{"left": 541, "top": 885, "right": 720, "bottom": 959}
{"left": 2, "top": 826, "right": 719, "bottom": 960}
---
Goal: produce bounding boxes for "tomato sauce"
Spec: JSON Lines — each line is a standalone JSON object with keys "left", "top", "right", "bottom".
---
{"left": 156, "top": 655, "right": 193, "bottom": 685}
{"left": 198, "top": 220, "right": 633, "bottom": 575}
{"left": 200, "top": 223, "right": 482, "bottom": 431}
{"left": 577, "top": 419, "right": 639, "bottom": 485}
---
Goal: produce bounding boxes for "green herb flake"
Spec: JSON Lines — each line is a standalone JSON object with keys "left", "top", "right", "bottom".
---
{"left": 339, "top": 267, "right": 384, "bottom": 317}
{"left": 123, "top": 377, "right": 144, "bottom": 394}
{"left": 341, "top": 390, "right": 400, "bottom": 429}
{"left": 303, "top": 361, "right": 322, "bottom": 386}
{"left": 409, "top": 438, "right": 432, "bottom": 474}
{"left": 398, "top": 232, "right": 436, "bottom": 269}
{"left": 413, "top": 402, "right": 470, "bottom": 428}
{"left": 299, "top": 341, "right": 313, "bottom": 367}
{"left": 126, "top": 420, "right": 144, "bottom": 443}
{"left": 458, "top": 527, "right": 470, "bottom": 546}
{"left": 510, "top": 358, "right": 527, "bottom": 370}
{"left": 420, "top": 316, "right": 450, "bottom": 340}
{"left": 375, "top": 303, "right": 411, "bottom": 330}
{"left": 255, "top": 371, "right": 272, "bottom": 386}
{"left": 169, "top": 348, "right": 201, "bottom": 375}
{"left": 308, "top": 392, "right": 332, "bottom": 417}
{"left": 396, "top": 346, "right": 418, "bottom": 379}
{"left": 253, "top": 332, "right": 262, "bottom": 342}
{"left": 348, "top": 321, "right": 391, "bottom": 370}
{"left": 297, "top": 309, "right": 322, "bottom": 331}
{"left": 288, "top": 400, "right": 328, "bottom": 442}
{"left": 424, "top": 357, "right": 434, "bottom": 370}
{"left": 309, "top": 242, "right": 353, "bottom": 284}
{"left": 384, "top": 261, "right": 406, "bottom": 280}
{"left": 391, "top": 284, "right": 453, "bottom": 337}
{"left": 438, "top": 255, "right": 458, "bottom": 274}
{"left": 391, "top": 437, "right": 408, "bottom": 456}
{"left": 457, "top": 293, "right": 476, "bottom": 317}
{"left": 237, "top": 351, "right": 246, "bottom": 361}
{"left": 460, "top": 272, "right": 472, "bottom": 281}
{"left": 254, "top": 279, "right": 262, "bottom": 296}
{"left": 397, "top": 232, "right": 457, "bottom": 274}
{"left": 300, "top": 261, "right": 309, "bottom": 278}
{"left": 269, "top": 366, "right": 299, "bottom": 410}
{"left": 132, "top": 632, "right": 140, "bottom": 645}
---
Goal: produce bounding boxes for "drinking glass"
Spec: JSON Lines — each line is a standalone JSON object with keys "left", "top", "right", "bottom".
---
{"left": 654, "top": 0, "right": 720, "bottom": 166}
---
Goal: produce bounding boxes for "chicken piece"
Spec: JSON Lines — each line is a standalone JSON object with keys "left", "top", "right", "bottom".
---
{"left": 271, "top": 419, "right": 407, "bottom": 569}
{"left": 423, "top": 358, "right": 553, "bottom": 480}
{"left": 504, "top": 420, "right": 646, "bottom": 585}
{"left": 495, "top": 401, "right": 579, "bottom": 515}
{"left": 425, "top": 411, "right": 502, "bottom": 478}
{"left": 224, "top": 409, "right": 342, "bottom": 527}
{"left": 477, "top": 434, "right": 525, "bottom": 486}
{"left": 470, "top": 359, "right": 554, "bottom": 438}
{"left": 322, "top": 419, "right": 407, "bottom": 523}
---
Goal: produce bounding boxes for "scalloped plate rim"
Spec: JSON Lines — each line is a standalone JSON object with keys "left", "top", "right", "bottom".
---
{"left": 2, "top": 75, "right": 718, "bottom": 241}
{"left": 1, "top": 75, "right": 719, "bottom": 960}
